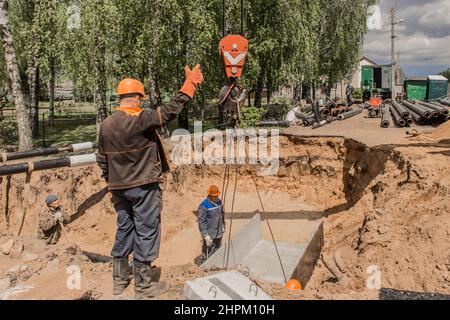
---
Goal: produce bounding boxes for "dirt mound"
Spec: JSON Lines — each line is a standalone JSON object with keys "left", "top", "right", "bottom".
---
{"left": 427, "top": 121, "right": 450, "bottom": 141}
{"left": 303, "top": 145, "right": 450, "bottom": 297}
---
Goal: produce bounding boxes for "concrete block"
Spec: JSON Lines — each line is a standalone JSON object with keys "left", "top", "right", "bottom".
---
{"left": 202, "top": 214, "right": 323, "bottom": 287}
{"left": 202, "top": 214, "right": 261, "bottom": 269}
{"left": 184, "top": 271, "right": 272, "bottom": 300}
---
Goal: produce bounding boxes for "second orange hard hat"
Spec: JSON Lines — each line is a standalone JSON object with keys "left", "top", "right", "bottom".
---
{"left": 207, "top": 185, "right": 221, "bottom": 197}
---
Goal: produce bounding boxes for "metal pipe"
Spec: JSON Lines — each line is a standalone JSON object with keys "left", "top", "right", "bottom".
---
{"left": 391, "top": 101, "right": 410, "bottom": 118}
{"left": 408, "top": 100, "right": 437, "bottom": 117}
{"left": 381, "top": 105, "right": 391, "bottom": 128}
{"left": 312, "top": 120, "right": 327, "bottom": 129}
{"left": 0, "top": 154, "right": 97, "bottom": 177}
{"left": 257, "top": 120, "right": 290, "bottom": 127}
{"left": 302, "top": 117, "right": 316, "bottom": 126}
{"left": 402, "top": 101, "right": 431, "bottom": 119}
{"left": 319, "top": 107, "right": 331, "bottom": 116}
{"left": 0, "top": 142, "right": 97, "bottom": 163}
{"left": 438, "top": 99, "right": 450, "bottom": 107}
{"left": 417, "top": 101, "right": 449, "bottom": 116}
{"left": 404, "top": 107, "right": 423, "bottom": 124}
{"left": 337, "top": 108, "right": 362, "bottom": 121}
{"left": 390, "top": 105, "right": 406, "bottom": 127}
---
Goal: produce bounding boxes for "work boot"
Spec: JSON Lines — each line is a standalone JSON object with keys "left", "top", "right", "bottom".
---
{"left": 134, "top": 261, "right": 170, "bottom": 299}
{"left": 113, "top": 258, "right": 132, "bottom": 295}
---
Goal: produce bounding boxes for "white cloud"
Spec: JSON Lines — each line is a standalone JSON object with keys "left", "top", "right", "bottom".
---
{"left": 363, "top": 0, "right": 450, "bottom": 76}
{"left": 420, "top": 7, "right": 450, "bottom": 29}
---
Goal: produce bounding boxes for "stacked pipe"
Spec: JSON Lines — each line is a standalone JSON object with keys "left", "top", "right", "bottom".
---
{"left": 403, "top": 100, "right": 449, "bottom": 124}
{"left": 417, "top": 100, "right": 449, "bottom": 118}
{"left": 390, "top": 104, "right": 406, "bottom": 127}
{"left": 391, "top": 101, "right": 413, "bottom": 126}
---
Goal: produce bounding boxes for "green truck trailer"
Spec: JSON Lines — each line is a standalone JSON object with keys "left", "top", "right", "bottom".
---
{"left": 361, "top": 65, "right": 392, "bottom": 100}
{"left": 404, "top": 75, "right": 448, "bottom": 101}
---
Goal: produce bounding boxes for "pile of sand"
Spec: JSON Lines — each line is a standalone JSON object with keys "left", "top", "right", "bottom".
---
{"left": 428, "top": 121, "right": 450, "bottom": 141}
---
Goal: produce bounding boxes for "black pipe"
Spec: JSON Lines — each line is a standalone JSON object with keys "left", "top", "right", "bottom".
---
{"left": 302, "top": 117, "right": 316, "bottom": 126}
{"left": 0, "top": 158, "right": 69, "bottom": 176}
{"left": 390, "top": 105, "right": 406, "bottom": 127}
{"left": 402, "top": 101, "right": 431, "bottom": 119}
{"left": 409, "top": 100, "right": 437, "bottom": 117}
{"left": 0, "top": 142, "right": 97, "bottom": 163}
{"left": 391, "top": 101, "right": 410, "bottom": 118}
{"left": 320, "top": 107, "right": 331, "bottom": 116}
{"left": 381, "top": 105, "right": 391, "bottom": 128}
{"left": 257, "top": 120, "right": 290, "bottom": 127}
{"left": 337, "top": 108, "right": 362, "bottom": 120}
{"left": 0, "top": 154, "right": 96, "bottom": 177}
{"left": 405, "top": 107, "right": 423, "bottom": 124}
{"left": 417, "top": 101, "right": 449, "bottom": 115}
{"left": 431, "top": 101, "right": 450, "bottom": 111}
{"left": 406, "top": 117, "right": 414, "bottom": 125}
{"left": 438, "top": 99, "right": 450, "bottom": 107}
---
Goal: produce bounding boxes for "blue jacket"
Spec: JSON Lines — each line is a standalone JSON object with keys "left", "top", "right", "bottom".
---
{"left": 198, "top": 198, "right": 225, "bottom": 239}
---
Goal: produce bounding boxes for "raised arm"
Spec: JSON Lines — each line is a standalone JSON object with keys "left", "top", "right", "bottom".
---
{"left": 139, "top": 64, "right": 204, "bottom": 131}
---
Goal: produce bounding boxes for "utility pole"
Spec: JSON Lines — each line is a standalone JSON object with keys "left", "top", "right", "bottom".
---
{"left": 390, "top": 7, "right": 405, "bottom": 100}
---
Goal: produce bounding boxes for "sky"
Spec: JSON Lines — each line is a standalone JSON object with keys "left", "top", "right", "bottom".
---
{"left": 363, "top": 0, "right": 450, "bottom": 77}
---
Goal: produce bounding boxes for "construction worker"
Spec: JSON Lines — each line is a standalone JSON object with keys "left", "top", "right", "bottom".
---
{"left": 197, "top": 185, "right": 225, "bottom": 264}
{"left": 96, "top": 65, "right": 204, "bottom": 299}
{"left": 346, "top": 82, "right": 355, "bottom": 107}
{"left": 37, "top": 195, "right": 71, "bottom": 245}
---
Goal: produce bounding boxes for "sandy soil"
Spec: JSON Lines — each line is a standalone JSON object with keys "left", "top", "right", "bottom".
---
{"left": 0, "top": 120, "right": 449, "bottom": 300}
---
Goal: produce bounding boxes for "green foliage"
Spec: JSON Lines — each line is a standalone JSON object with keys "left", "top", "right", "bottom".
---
{"left": 439, "top": 68, "right": 450, "bottom": 81}
{"left": 353, "top": 88, "right": 363, "bottom": 100}
{"left": 0, "top": 121, "right": 19, "bottom": 146}
{"left": 2, "top": 0, "right": 375, "bottom": 125}
{"left": 240, "top": 106, "right": 266, "bottom": 128}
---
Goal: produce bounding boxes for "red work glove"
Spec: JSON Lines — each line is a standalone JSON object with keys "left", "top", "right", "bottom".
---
{"left": 180, "top": 64, "right": 204, "bottom": 99}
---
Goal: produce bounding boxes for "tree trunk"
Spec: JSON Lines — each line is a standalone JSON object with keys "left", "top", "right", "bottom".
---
{"left": 266, "top": 75, "right": 272, "bottom": 107}
{"left": 95, "top": 47, "right": 108, "bottom": 136}
{"left": 147, "top": 48, "right": 162, "bottom": 107}
{"left": 254, "top": 75, "right": 264, "bottom": 108}
{"left": 48, "top": 58, "right": 55, "bottom": 126}
{"left": 30, "top": 65, "right": 39, "bottom": 138}
{"left": 0, "top": 0, "right": 33, "bottom": 151}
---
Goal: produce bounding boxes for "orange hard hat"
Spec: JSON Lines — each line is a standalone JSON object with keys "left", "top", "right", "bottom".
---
{"left": 285, "top": 279, "right": 302, "bottom": 291}
{"left": 207, "top": 185, "right": 220, "bottom": 197}
{"left": 117, "top": 78, "right": 145, "bottom": 97}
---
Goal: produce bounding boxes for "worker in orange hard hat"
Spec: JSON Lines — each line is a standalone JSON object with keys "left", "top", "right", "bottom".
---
{"left": 196, "top": 185, "right": 225, "bottom": 265}
{"left": 96, "top": 65, "right": 204, "bottom": 299}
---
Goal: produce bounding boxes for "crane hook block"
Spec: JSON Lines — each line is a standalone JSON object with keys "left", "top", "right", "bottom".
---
{"left": 219, "top": 35, "right": 249, "bottom": 79}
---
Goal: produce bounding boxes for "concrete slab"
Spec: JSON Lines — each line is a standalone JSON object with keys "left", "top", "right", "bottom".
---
{"left": 202, "top": 214, "right": 323, "bottom": 287}
{"left": 184, "top": 271, "right": 272, "bottom": 300}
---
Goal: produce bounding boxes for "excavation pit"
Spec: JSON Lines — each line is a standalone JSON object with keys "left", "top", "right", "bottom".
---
{"left": 1, "top": 133, "right": 405, "bottom": 299}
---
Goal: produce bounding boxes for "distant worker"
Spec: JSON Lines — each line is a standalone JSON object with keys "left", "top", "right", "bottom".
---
{"left": 37, "top": 195, "right": 71, "bottom": 245}
{"left": 96, "top": 65, "right": 204, "bottom": 299}
{"left": 346, "top": 82, "right": 355, "bottom": 107}
{"left": 197, "top": 185, "right": 225, "bottom": 264}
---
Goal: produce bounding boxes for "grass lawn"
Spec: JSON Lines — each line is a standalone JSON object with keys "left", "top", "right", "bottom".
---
{"left": 33, "top": 119, "right": 97, "bottom": 148}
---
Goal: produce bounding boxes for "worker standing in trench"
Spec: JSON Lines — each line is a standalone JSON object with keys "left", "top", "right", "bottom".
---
{"left": 96, "top": 65, "right": 204, "bottom": 299}
{"left": 197, "top": 185, "right": 225, "bottom": 264}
